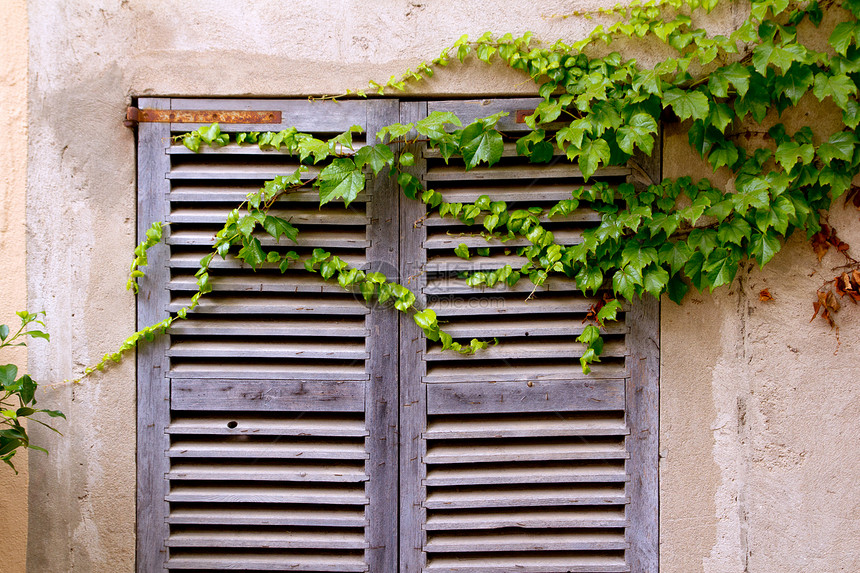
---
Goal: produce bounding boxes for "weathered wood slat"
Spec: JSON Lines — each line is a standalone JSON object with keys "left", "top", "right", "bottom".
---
{"left": 136, "top": 97, "right": 172, "bottom": 573}
{"left": 167, "top": 318, "right": 367, "bottom": 337}
{"left": 425, "top": 531, "right": 628, "bottom": 552}
{"left": 433, "top": 318, "right": 627, "bottom": 338}
{"left": 424, "top": 413, "right": 627, "bottom": 438}
{"left": 424, "top": 463, "right": 627, "bottom": 486}
{"left": 169, "top": 252, "right": 366, "bottom": 270}
{"left": 168, "top": 461, "right": 367, "bottom": 482}
{"left": 169, "top": 274, "right": 367, "bottom": 294}
{"left": 399, "top": 100, "right": 430, "bottom": 573}
{"left": 167, "top": 507, "right": 367, "bottom": 528}
{"left": 424, "top": 229, "right": 583, "bottom": 249}
{"left": 425, "top": 164, "right": 631, "bottom": 182}
{"left": 424, "top": 208, "right": 601, "bottom": 226}
{"left": 167, "top": 162, "right": 320, "bottom": 180}
{"left": 423, "top": 340, "right": 627, "bottom": 361}
{"left": 424, "top": 363, "right": 628, "bottom": 383}
{"left": 424, "top": 485, "right": 628, "bottom": 509}
{"left": 167, "top": 529, "right": 369, "bottom": 549}
{"left": 168, "top": 439, "right": 369, "bottom": 460}
{"left": 425, "top": 553, "right": 629, "bottom": 573}
{"left": 168, "top": 141, "right": 369, "bottom": 156}
{"left": 424, "top": 255, "right": 528, "bottom": 272}
{"left": 166, "top": 340, "right": 368, "bottom": 360}
{"left": 426, "top": 380, "right": 625, "bottom": 414}
{"left": 167, "top": 415, "right": 367, "bottom": 436}
{"left": 429, "top": 183, "right": 608, "bottom": 203}
{"left": 424, "top": 508, "right": 627, "bottom": 530}
{"left": 166, "top": 484, "right": 368, "bottom": 505}
{"left": 168, "top": 207, "right": 367, "bottom": 225}
{"left": 423, "top": 277, "right": 585, "bottom": 296}
{"left": 428, "top": 294, "right": 623, "bottom": 316}
{"left": 167, "top": 552, "right": 368, "bottom": 572}
{"left": 167, "top": 229, "right": 368, "bottom": 248}
{"left": 168, "top": 184, "right": 368, "bottom": 203}
{"left": 171, "top": 379, "right": 366, "bottom": 412}
{"left": 364, "top": 98, "right": 402, "bottom": 573}
{"left": 168, "top": 295, "right": 370, "bottom": 315}
{"left": 424, "top": 441, "right": 627, "bottom": 464}
{"left": 169, "top": 363, "right": 369, "bottom": 381}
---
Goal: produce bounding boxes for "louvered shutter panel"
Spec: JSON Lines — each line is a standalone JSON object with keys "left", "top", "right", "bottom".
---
{"left": 399, "top": 100, "right": 659, "bottom": 573}
{"left": 137, "top": 98, "right": 400, "bottom": 572}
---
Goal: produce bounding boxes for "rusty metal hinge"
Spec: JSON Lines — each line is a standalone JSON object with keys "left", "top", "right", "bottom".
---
{"left": 515, "top": 109, "right": 536, "bottom": 123}
{"left": 124, "top": 107, "right": 282, "bottom": 128}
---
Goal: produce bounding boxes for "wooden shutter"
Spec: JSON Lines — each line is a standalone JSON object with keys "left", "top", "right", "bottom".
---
{"left": 138, "top": 97, "right": 659, "bottom": 573}
{"left": 399, "top": 100, "right": 659, "bottom": 573}
{"left": 137, "top": 98, "right": 400, "bottom": 572}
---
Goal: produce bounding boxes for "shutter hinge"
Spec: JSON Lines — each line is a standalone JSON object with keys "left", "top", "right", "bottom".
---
{"left": 124, "top": 107, "right": 282, "bottom": 128}
{"left": 515, "top": 109, "right": 536, "bottom": 123}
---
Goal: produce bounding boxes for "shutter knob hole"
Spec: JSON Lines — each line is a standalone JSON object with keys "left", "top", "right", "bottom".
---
{"left": 227, "top": 421, "right": 238, "bottom": 429}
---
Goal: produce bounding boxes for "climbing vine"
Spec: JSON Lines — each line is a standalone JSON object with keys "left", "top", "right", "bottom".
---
{"left": 85, "top": 0, "right": 860, "bottom": 378}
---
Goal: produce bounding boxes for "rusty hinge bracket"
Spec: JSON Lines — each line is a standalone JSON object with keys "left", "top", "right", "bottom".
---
{"left": 515, "top": 109, "right": 536, "bottom": 123}
{"left": 124, "top": 107, "right": 282, "bottom": 128}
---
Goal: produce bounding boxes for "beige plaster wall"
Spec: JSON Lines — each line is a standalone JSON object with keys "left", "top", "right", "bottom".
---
{"left": 23, "top": 1, "right": 860, "bottom": 572}
{"left": 0, "top": 1, "right": 29, "bottom": 571}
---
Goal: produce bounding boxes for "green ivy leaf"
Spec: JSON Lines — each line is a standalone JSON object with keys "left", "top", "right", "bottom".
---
{"left": 616, "top": 113, "right": 658, "bottom": 155}
{"left": 237, "top": 237, "right": 266, "bottom": 269}
{"left": 578, "top": 137, "right": 611, "bottom": 180}
{"left": 688, "top": 228, "right": 719, "bottom": 257}
{"left": 460, "top": 122, "right": 504, "bottom": 170}
{"left": 818, "top": 131, "right": 857, "bottom": 163}
{"left": 262, "top": 216, "right": 298, "bottom": 243}
{"left": 717, "top": 217, "right": 752, "bottom": 246}
{"left": 576, "top": 266, "right": 604, "bottom": 295}
{"left": 454, "top": 243, "right": 470, "bottom": 259}
{"left": 375, "top": 122, "right": 415, "bottom": 142}
{"left": 658, "top": 241, "right": 693, "bottom": 274}
{"left": 773, "top": 64, "right": 814, "bottom": 106}
{"left": 748, "top": 230, "right": 781, "bottom": 267}
{"left": 708, "top": 103, "right": 734, "bottom": 133}
{"left": 667, "top": 274, "right": 689, "bottom": 304}
{"left": 813, "top": 73, "right": 857, "bottom": 109}
{"left": 704, "top": 248, "right": 740, "bottom": 290}
{"left": 775, "top": 141, "right": 815, "bottom": 171}
{"left": 354, "top": 144, "right": 395, "bottom": 175}
{"left": 708, "top": 63, "right": 750, "bottom": 97}
{"left": 318, "top": 158, "right": 365, "bottom": 207}
{"left": 621, "top": 243, "right": 658, "bottom": 271}
{"left": 416, "top": 111, "right": 463, "bottom": 139}
{"left": 643, "top": 265, "right": 670, "bottom": 298}
{"left": 829, "top": 21, "right": 857, "bottom": 56}
{"left": 663, "top": 89, "right": 710, "bottom": 121}
{"left": 612, "top": 265, "right": 643, "bottom": 300}
{"left": 754, "top": 195, "right": 795, "bottom": 234}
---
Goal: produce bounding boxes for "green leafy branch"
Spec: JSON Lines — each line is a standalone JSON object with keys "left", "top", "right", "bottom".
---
{"left": 0, "top": 312, "right": 64, "bottom": 472}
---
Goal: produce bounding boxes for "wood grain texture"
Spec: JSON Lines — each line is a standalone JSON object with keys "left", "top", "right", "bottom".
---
{"left": 136, "top": 97, "right": 172, "bottom": 573}
{"left": 398, "top": 101, "right": 429, "bottom": 573}
{"left": 171, "top": 379, "right": 366, "bottom": 412}
{"left": 626, "top": 294, "right": 660, "bottom": 573}
{"left": 427, "top": 380, "right": 626, "bottom": 414}
{"left": 364, "top": 99, "right": 401, "bottom": 573}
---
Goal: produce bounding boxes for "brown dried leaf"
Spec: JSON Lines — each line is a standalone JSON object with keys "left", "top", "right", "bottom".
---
{"left": 811, "top": 231, "right": 830, "bottom": 261}
{"left": 827, "top": 290, "right": 841, "bottom": 312}
{"left": 759, "top": 288, "right": 774, "bottom": 302}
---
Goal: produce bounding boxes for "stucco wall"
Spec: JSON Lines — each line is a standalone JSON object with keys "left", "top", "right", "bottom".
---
{"left": 23, "top": 1, "right": 860, "bottom": 572}
{"left": 0, "top": 1, "right": 29, "bottom": 571}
